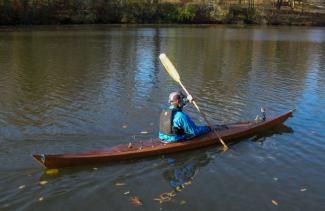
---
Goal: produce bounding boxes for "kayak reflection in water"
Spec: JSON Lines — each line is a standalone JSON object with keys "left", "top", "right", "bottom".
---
{"left": 159, "top": 91, "right": 211, "bottom": 143}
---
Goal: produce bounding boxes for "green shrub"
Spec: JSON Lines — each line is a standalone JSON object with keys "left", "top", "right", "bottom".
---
{"left": 176, "top": 4, "right": 196, "bottom": 23}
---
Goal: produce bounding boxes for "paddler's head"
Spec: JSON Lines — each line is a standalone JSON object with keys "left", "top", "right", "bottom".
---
{"left": 169, "top": 91, "right": 186, "bottom": 109}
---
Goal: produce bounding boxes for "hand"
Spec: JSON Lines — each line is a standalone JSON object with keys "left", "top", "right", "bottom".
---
{"left": 187, "top": 95, "right": 194, "bottom": 103}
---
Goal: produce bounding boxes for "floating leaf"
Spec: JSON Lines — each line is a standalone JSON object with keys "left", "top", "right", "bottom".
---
{"left": 18, "top": 185, "right": 26, "bottom": 189}
{"left": 130, "top": 196, "right": 143, "bottom": 206}
{"left": 38, "top": 197, "right": 44, "bottom": 201}
{"left": 154, "top": 190, "right": 178, "bottom": 204}
{"left": 124, "top": 191, "right": 130, "bottom": 195}
{"left": 39, "top": 181, "right": 48, "bottom": 185}
{"left": 115, "top": 182, "right": 125, "bottom": 186}
{"left": 176, "top": 186, "right": 182, "bottom": 192}
{"left": 168, "top": 191, "right": 176, "bottom": 197}
{"left": 154, "top": 198, "right": 163, "bottom": 203}
{"left": 45, "top": 169, "right": 59, "bottom": 175}
{"left": 159, "top": 193, "right": 171, "bottom": 201}
{"left": 300, "top": 188, "right": 307, "bottom": 192}
{"left": 272, "top": 200, "right": 278, "bottom": 206}
{"left": 180, "top": 200, "right": 186, "bottom": 205}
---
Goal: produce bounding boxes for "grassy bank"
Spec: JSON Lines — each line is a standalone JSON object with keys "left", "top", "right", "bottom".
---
{"left": 0, "top": 0, "right": 324, "bottom": 26}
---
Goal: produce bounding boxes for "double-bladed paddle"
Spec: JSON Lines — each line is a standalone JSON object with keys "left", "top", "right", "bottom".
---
{"left": 159, "top": 53, "right": 229, "bottom": 151}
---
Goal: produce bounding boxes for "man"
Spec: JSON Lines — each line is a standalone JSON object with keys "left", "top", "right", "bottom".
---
{"left": 159, "top": 91, "right": 211, "bottom": 142}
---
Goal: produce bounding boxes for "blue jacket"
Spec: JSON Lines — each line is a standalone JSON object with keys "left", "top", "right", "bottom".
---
{"left": 159, "top": 107, "right": 211, "bottom": 142}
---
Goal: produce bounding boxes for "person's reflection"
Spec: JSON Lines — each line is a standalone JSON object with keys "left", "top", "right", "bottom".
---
{"left": 163, "top": 153, "right": 211, "bottom": 190}
{"left": 167, "top": 161, "right": 198, "bottom": 189}
{"left": 153, "top": 153, "right": 212, "bottom": 203}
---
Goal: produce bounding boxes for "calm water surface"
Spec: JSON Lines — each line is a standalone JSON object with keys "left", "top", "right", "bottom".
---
{"left": 0, "top": 25, "right": 324, "bottom": 210}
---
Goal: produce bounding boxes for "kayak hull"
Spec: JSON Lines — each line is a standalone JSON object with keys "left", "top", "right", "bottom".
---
{"left": 33, "top": 110, "right": 294, "bottom": 168}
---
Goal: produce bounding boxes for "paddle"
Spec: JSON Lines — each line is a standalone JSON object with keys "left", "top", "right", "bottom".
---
{"left": 159, "top": 53, "right": 229, "bottom": 151}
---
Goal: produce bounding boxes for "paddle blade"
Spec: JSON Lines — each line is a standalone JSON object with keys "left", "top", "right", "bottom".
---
{"left": 159, "top": 53, "right": 180, "bottom": 83}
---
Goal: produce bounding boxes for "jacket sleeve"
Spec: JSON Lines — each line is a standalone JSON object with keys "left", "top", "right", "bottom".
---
{"left": 174, "top": 112, "right": 210, "bottom": 136}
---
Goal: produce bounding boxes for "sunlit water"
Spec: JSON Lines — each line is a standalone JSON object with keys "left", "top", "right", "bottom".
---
{"left": 0, "top": 25, "right": 324, "bottom": 210}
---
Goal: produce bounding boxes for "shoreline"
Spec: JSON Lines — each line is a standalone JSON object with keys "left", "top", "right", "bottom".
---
{"left": 0, "top": 22, "right": 324, "bottom": 30}
{"left": 1, "top": 2, "right": 324, "bottom": 27}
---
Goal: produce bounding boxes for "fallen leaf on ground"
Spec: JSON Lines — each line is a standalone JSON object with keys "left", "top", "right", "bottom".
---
{"left": 38, "top": 197, "right": 44, "bottom": 201}
{"left": 122, "top": 125, "right": 128, "bottom": 129}
{"left": 272, "top": 200, "right": 278, "bottom": 206}
{"left": 18, "top": 185, "right": 26, "bottom": 189}
{"left": 129, "top": 196, "right": 143, "bottom": 206}
{"left": 124, "top": 191, "right": 130, "bottom": 195}
{"left": 115, "top": 182, "right": 125, "bottom": 186}
{"left": 39, "top": 181, "right": 48, "bottom": 185}
{"left": 140, "top": 131, "right": 148, "bottom": 134}
{"left": 45, "top": 169, "right": 59, "bottom": 175}
{"left": 300, "top": 188, "right": 307, "bottom": 192}
{"left": 273, "top": 177, "right": 278, "bottom": 181}
{"left": 93, "top": 167, "right": 98, "bottom": 171}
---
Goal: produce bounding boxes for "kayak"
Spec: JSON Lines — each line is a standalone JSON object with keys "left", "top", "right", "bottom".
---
{"left": 33, "top": 110, "right": 294, "bottom": 169}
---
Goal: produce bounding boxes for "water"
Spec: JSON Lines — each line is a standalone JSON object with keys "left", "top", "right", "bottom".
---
{"left": 0, "top": 25, "right": 324, "bottom": 210}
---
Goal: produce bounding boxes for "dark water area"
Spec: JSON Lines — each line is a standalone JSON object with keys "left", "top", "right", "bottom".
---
{"left": 0, "top": 25, "right": 324, "bottom": 210}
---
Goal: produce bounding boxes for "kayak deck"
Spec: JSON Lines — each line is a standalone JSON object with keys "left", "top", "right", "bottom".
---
{"left": 33, "top": 110, "right": 294, "bottom": 168}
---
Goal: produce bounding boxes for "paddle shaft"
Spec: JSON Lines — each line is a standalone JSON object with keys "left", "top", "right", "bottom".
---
{"left": 178, "top": 81, "right": 228, "bottom": 149}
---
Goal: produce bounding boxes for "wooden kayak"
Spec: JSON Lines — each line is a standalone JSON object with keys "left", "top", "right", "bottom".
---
{"left": 33, "top": 110, "right": 294, "bottom": 169}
